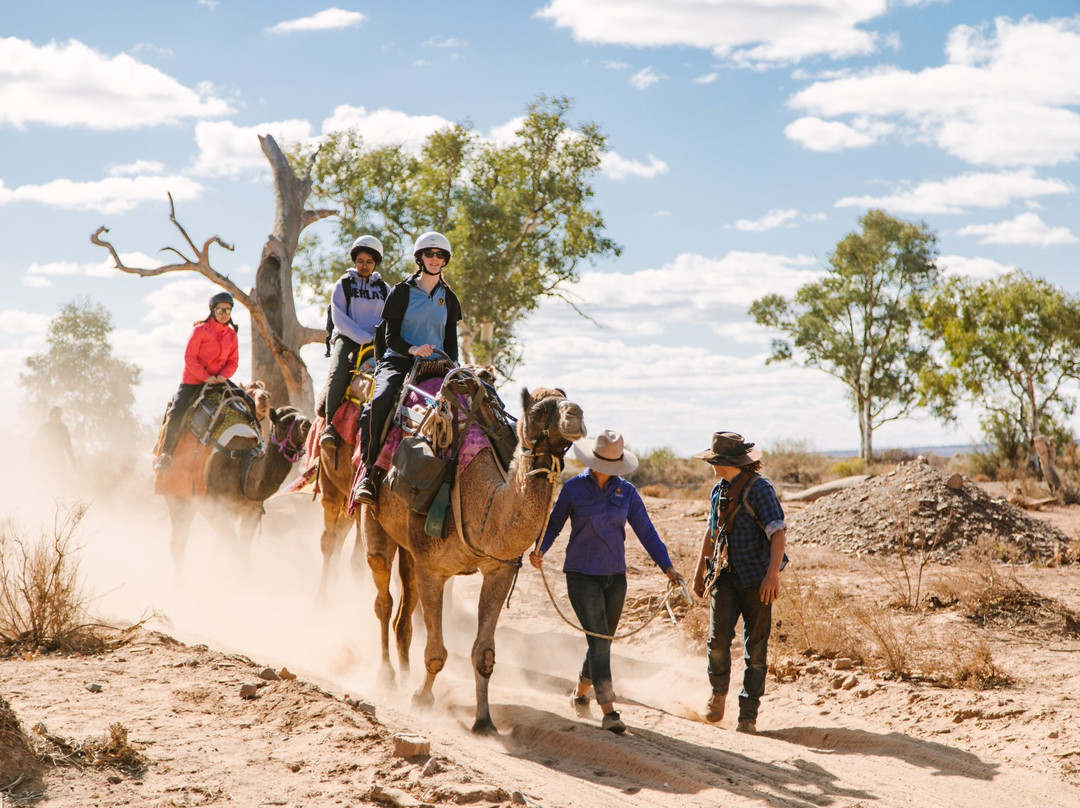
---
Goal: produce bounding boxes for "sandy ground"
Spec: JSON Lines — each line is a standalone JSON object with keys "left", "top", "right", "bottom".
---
{"left": 2, "top": 476, "right": 1080, "bottom": 808}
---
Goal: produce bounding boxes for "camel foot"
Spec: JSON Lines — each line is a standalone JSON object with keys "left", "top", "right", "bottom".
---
{"left": 377, "top": 664, "right": 396, "bottom": 687}
{"left": 412, "top": 689, "right": 434, "bottom": 709}
{"left": 471, "top": 717, "right": 499, "bottom": 736}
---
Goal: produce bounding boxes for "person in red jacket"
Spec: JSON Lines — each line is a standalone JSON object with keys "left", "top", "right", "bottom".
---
{"left": 154, "top": 292, "right": 240, "bottom": 471}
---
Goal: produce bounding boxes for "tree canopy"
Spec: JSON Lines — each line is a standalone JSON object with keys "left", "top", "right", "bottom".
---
{"left": 21, "top": 298, "right": 142, "bottom": 453}
{"left": 296, "top": 95, "right": 620, "bottom": 376}
{"left": 749, "top": 209, "right": 940, "bottom": 461}
{"left": 922, "top": 270, "right": 1080, "bottom": 460}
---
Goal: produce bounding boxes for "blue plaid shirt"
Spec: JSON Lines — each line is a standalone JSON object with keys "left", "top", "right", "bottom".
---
{"left": 710, "top": 475, "right": 788, "bottom": 588}
{"left": 540, "top": 471, "right": 674, "bottom": 576}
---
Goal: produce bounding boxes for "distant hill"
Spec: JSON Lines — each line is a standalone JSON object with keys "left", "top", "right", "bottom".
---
{"left": 821, "top": 444, "right": 987, "bottom": 459}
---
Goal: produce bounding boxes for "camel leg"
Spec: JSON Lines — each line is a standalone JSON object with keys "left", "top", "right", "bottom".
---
{"left": 413, "top": 572, "right": 450, "bottom": 709}
{"left": 471, "top": 566, "right": 516, "bottom": 735}
{"left": 317, "top": 498, "right": 350, "bottom": 602}
{"left": 363, "top": 511, "right": 399, "bottom": 683}
{"left": 392, "top": 545, "right": 417, "bottom": 675}
{"left": 236, "top": 504, "right": 262, "bottom": 568}
{"left": 166, "top": 495, "right": 195, "bottom": 574}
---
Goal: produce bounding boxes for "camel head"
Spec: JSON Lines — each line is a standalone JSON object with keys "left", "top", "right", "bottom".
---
{"left": 518, "top": 387, "right": 586, "bottom": 459}
{"left": 246, "top": 381, "right": 271, "bottom": 422}
{"left": 268, "top": 406, "right": 312, "bottom": 463}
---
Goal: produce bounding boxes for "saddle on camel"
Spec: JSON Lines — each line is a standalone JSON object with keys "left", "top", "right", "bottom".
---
{"left": 153, "top": 383, "right": 265, "bottom": 497}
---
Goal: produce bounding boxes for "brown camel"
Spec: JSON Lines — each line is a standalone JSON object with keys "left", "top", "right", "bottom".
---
{"left": 167, "top": 405, "right": 312, "bottom": 569}
{"left": 361, "top": 386, "right": 585, "bottom": 734}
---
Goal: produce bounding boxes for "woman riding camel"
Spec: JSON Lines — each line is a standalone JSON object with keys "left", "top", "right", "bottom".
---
{"left": 530, "top": 429, "right": 685, "bottom": 734}
{"left": 353, "top": 231, "right": 462, "bottom": 504}
{"left": 319, "top": 235, "right": 390, "bottom": 448}
{"left": 154, "top": 291, "right": 239, "bottom": 471}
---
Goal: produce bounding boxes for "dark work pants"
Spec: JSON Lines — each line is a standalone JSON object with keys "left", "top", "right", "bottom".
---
{"left": 359, "top": 355, "right": 413, "bottom": 471}
{"left": 565, "top": 571, "right": 627, "bottom": 705}
{"left": 707, "top": 568, "right": 773, "bottom": 722}
{"left": 160, "top": 383, "right": 202, "bottom": 456}
{"left": 325, "top": 336, "right": 361, "bottom": 425}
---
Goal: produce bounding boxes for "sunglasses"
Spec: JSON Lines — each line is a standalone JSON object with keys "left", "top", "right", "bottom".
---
{"left": 214, "top": 306, "right": 233, "bottom": 314}
{"left": 420, "top": 249, "right": 449, "bottom": 259}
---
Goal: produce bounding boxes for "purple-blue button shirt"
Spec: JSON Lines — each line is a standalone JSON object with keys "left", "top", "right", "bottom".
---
{"left": 539, "top": 471, "right": 673, "bottom": 576}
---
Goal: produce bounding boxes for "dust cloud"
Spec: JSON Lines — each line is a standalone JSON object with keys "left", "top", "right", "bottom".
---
{"left": 0, "top": 426, "right": 712, "bottom": 726}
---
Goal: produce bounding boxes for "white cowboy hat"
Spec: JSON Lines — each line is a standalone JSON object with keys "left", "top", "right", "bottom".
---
{"left": 572, "top": 429, "right": 638, "bottom": 476}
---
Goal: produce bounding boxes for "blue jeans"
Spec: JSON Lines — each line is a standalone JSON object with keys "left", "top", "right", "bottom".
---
{"left": 707, "top": 568, "right": 772, "bottom": 722}
{"left": 566, "top": 571, "right": 626, "bottom": 705}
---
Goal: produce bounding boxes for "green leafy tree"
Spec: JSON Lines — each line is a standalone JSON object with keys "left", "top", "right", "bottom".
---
{"left": 922, "top": 270, "right": 1080, "bottom": 464}
{"left": 749, "top": 210, "right": 940, "bottom": 462}
{"left": 296, "top": 95, "right": 620, "bottom": 376}
{"left": 20, "top": 298, "right": 142, "bottom": 452}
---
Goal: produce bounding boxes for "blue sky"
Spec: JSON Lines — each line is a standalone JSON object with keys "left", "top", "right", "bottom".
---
{"left": 3, "top": 1, "right": 1079, "bottom": 457}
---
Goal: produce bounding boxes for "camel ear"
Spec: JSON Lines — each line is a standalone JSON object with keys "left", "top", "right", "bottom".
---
{"left": 269, "top": 407, "right": 280, "bottom": 424}
{"left": 554, "top": 387, "right": 566, "bottom": 398}
{"left": 520, "top": 387, "right": 532, "bottom": 412}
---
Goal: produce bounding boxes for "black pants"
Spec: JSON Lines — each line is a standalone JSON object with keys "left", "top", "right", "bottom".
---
{"left": 160, "top": 383, "right": 203, "bottom": 456}
{"left": 325, "top": 336, "right": 362, "bottom": 425}
{"left": 566, "top": 571, "right": 627, "bottom": 705}
{"left": 358, "top": 355, "right": 413, "bottom": 471}
{"left": 707, "top": 568, "right": 773, "bottom": 722}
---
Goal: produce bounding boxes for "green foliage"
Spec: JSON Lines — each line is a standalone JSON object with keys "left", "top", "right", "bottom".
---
{"left": 20, "top": 298, "right": 142, "bottom": 452}
{"left": 831, "top": 457, "right": 868, "bottom": 477}
{"left": 750, "top": 210, "right": 940, "bottom": 461}
{"left": 295, "top": 95, "right": 620, "bottom": 377}
{"left": 923, "top": 270, "right": 1080, "bottom": 464}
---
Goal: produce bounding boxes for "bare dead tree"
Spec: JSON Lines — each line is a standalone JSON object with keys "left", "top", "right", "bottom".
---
{"left": 90, "top": 134, "right": 335, "bottom": 414}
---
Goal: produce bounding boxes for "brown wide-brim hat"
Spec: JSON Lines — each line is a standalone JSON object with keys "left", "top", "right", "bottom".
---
{"left": 573, "top": 429, "right": 638, "bottom": 476}
{"left": 693, "top": 431, "right": 763, "bottom": 467}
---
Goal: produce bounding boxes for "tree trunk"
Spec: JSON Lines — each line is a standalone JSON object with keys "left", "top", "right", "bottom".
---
{"left": 859, "top": 396, "right": 873, "bottom": 463}
{"left": 249, "top": 135, "right": 332, "bottom": 416}
{"left": 1032, "top": 434, "right": 1062, "bottom": 495}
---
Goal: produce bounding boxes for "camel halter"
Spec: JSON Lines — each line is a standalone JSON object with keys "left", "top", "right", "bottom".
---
{"left": 270, "top": 416, "right": 306, "bottom": 463}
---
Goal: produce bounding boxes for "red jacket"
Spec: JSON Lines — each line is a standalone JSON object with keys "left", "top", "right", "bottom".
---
{"left": 182, "top": 319, "right": 239, "bottom": 384}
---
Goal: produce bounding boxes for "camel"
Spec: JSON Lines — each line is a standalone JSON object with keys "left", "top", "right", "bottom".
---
{"left": 167, "top": 404, "right": 312, "bottom": 569}
{"left": 361, "top": 386, "right": 585, "bottom": 734}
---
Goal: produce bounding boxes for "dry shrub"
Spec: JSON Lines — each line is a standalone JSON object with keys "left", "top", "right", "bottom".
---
{"left": 626, "top": 447, "right": 714, "bottom": 500}
{"left": 830, "top": 457, "right": 868, "bottom": 478}
{"left": 0, "top": 503, "right": 105, "bottom": 655}
{"left": 35, "top": 721, "right": 147, "bottom": 776}
{"left": 849, "top": 602, "right": 914, "bottom": 678}
{"left": 763, "top": 439, "right": 830, "bottom": 486}
{"left": 941, "top": 641, "right": 1011, "bottom": 690}
{"left": 1, "top": 695, "right": 45, "bottom": 799}
{"left": 771, "top": 570, "right": 863, "bottom": 663}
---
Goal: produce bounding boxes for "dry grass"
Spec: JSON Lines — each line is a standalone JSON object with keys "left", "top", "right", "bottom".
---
{"left": 34, "top": 721, "right": 147, "bottom": 776}
{"left": 0, "top": 503, "right": 145, "bottom": 657}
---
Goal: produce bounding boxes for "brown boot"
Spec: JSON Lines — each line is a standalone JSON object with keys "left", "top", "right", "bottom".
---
{"left": 705, "top": 692, "right": 726, "bottom": 723}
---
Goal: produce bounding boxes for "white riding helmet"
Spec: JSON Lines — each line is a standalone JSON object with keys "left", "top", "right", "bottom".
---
{"left": 413, "top": 231, "right": 452, "bottom": 262}
{"left": 349, "top": 235, "right": 384, "bottom": 263}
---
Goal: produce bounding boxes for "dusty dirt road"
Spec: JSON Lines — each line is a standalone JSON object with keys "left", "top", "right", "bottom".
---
{"left": 2, "top": 485, "right": 1079, "bottom": 807}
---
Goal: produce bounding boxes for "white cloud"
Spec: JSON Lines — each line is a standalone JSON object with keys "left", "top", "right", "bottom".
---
{"left": 938, "top": 254, "right": 1015, "bottom": 280}
{"left": 0, "top": 36, "right": 231, "bottom": 129}
{"left": 25, "top": 253, "right": 160, "bottom": 283}
{"left": 693, "top": 72, "right": 718, "bottom": 84}
{"left": 267, "top": 8, "right": 365, "bottom": 34}
{"left": 0, "top": 309, "right": 51, "bottom": 336}
{"left": 727, "top": 209, "right": 799, "bottom": 232}
{"left": 131, "top": 43, "right": 174, "bottom": 59}
{"left": 536, "top": 0, "right": 885, "bottom": 67}
{"left": 835, "top": 169, "right": 1073, "bottom": 215}
{"left": 784, "top": 116, "right": 884, "bottom": 151}
{"left": 488, "top": 116, "right": 527, "bottom": 147}
{"left": 956, "top": 212, "right": 1079, "bottom": 247}
{"left": 423, "top": 37, "right": 467, "bottom": 48}
{"left": 629, "top": 66, "right": 665, "bottom": 89}
{"left": 0, "top": 175, "right": 203, "bottom": 214}
{"left": 190, "top": 119, "right": 314, "bottom": 176}
{"left": 321, "top": 105, "right": 452, "bottom": 151}
{"left": 602, "top": 60, "right": 629, "bottom": 70}
{"left": 108, "top": 160, "right": 166, "bottom": 177}
{"left": 788, "top": 17, "right": 1080, "bottom": 167}
{"left": 599, "top": 152, "right": 668, "bottom": 180}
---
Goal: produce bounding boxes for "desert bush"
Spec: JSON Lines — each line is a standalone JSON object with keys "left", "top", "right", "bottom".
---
{"left": 763, "top": 438, "right": 830, "bottom": 486}
{"left": 849, "top": 602, "right": 913, "bottom": 677}
{"left": 771, "top": 571, "right": 863, "bottom": 663}
{"left": 0, "top": 503, "right": 105, "bottom": 655}
{"left": 830, "top": 457, "right": 867, "bottom": 477}
{"left": 626, "top": 446, "right": 714, "bottom": 499}
{"left": 941, "top": 641, "right": 1010, "bottom": 689}
{"left": 34, "top": 721, "right": 147, "bottom": 776}
{"left": 0, "top": 694, "right": 45, "bottom": 799}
